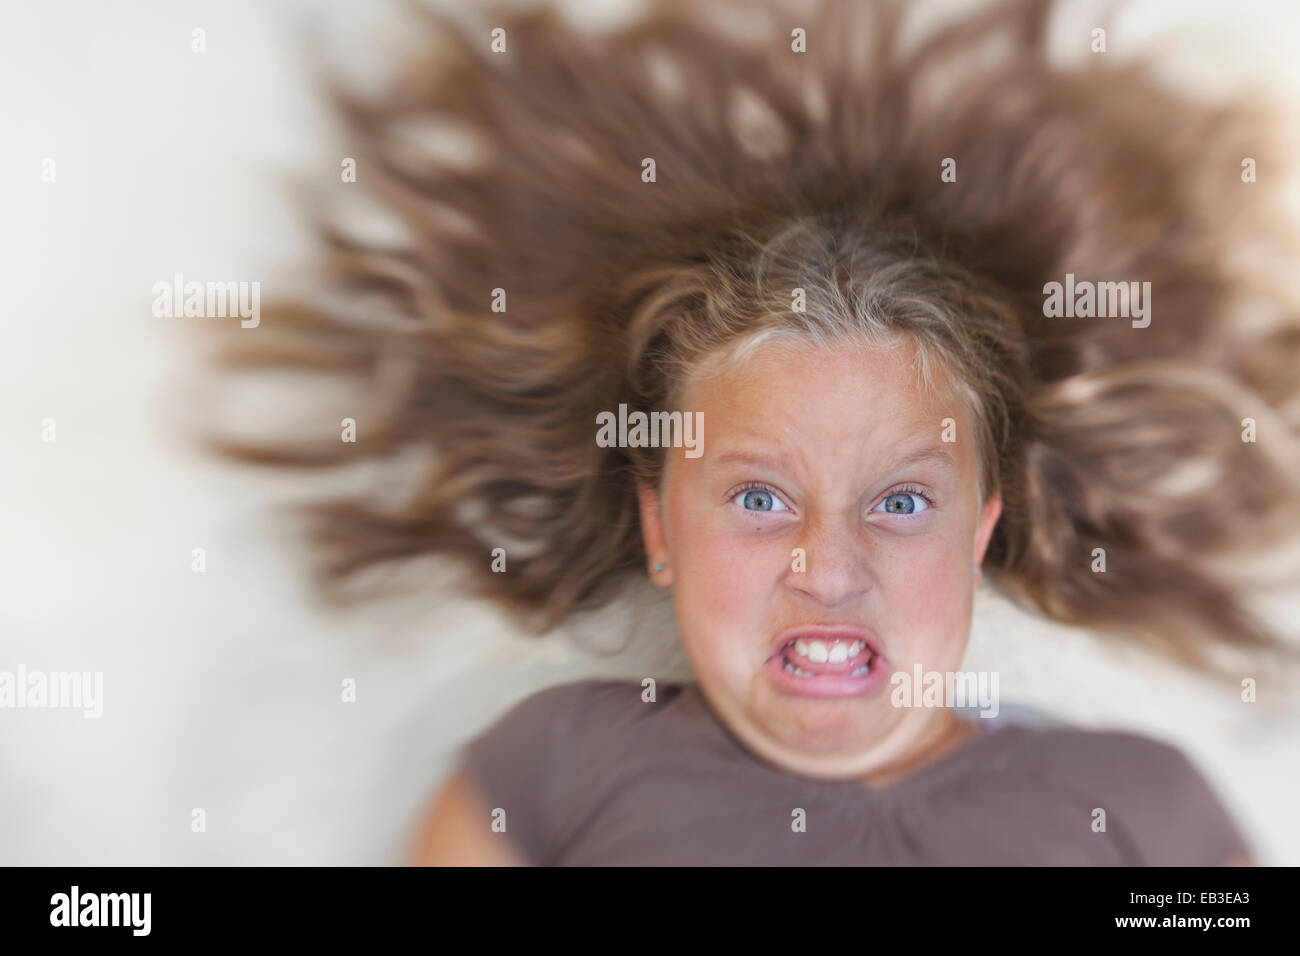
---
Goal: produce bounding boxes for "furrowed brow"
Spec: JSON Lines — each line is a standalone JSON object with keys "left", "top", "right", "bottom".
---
{"left": 710, "top": 450, "right": 791, "bottom": 471}
{"left": 709, "top": 446, "right": 954, "bottom": 473}
{"left": 886, "top": 447, "right": 957, "bottom": 472}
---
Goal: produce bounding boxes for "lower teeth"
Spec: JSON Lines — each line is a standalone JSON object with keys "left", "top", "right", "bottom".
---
{"left": 783, "top": 659, "right": 814, "bottom": 678}
{"left": 782, "top": 655, "right": 874, "bottom": 678}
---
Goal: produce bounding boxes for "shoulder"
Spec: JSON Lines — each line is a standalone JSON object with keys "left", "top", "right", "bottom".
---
{"left": 460, "top": 677, "right": 667, "bottom": 786}
{"left": 455, "top": 679, "right": 675, "bottom": 863}
{"left": 998, "top": 723, "right": 1249, "bottom": 865}
{"left": 479, "top": 678, "right": 652, "bottom": 734}
{"left": 1004, "top": 723, "right": 1193, "bottom": 778}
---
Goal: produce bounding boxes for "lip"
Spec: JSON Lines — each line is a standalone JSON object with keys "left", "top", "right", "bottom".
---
{"left": 763, "top": 625, "right": 890, "bottom": 699}
{"left": 767, "top": 625, "right": 884, "bottom": 662}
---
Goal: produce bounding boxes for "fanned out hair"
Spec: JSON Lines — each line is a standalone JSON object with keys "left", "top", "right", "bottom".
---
{"left": 210, "top": 0, "right": 1300, "bottom": 677}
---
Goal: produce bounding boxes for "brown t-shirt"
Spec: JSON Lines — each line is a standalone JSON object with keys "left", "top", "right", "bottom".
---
{"left": 458, "top": 679, "right": 1249, "bottom": 865}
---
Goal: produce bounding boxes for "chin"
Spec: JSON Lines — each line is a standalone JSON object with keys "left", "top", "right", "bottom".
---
{"left": 758, "top": 697, "right": 888, "bottom": 753}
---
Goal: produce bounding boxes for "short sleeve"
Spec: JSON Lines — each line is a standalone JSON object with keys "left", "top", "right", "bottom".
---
{"left": 456, "top": 682, "right": 586, "bottom": 865}
{"left": 1109, "top": 735, "right": 1252, "bottom": 866}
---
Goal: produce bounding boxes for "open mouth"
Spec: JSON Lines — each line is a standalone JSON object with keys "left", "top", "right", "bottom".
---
{"left": 775, "top": 636, "right": 877, "bottom": 678}
{"left": 764, "top": 628, "right": 889, "bottom": 698}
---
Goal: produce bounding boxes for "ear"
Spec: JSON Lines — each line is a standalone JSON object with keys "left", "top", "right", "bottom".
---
{"left": 973, "top": 489, "right": 1002, "bottom": 568}
{"left": 635, "top": 479, "right": 674, "bottom": 587}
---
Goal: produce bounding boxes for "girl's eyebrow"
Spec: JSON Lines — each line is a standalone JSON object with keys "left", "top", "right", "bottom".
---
{"left": 887, "top": 446, "right": 957, "bottom": 472}
{"left": 709, "top": 450, "right": 792, "bottom": 472}
{"left": 709, "top": 445, "right": 956, "bottom": 473}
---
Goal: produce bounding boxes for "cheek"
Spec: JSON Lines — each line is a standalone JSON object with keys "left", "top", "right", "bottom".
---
{"left": 881, "top": 528, "right": 974, "bottom": 662}
{"left": 679, "top": 526, "right": 778, "bottom": 617}
{"left": 668, "top": 496, "right": 784, "bottom": 657}
{"left": 885, "top": 531, "right": 968, "bottom": 583}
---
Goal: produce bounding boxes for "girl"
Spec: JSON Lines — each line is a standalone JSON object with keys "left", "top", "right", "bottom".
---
{"left": 216, "top": 0, "right": 1300, "bottom": 864}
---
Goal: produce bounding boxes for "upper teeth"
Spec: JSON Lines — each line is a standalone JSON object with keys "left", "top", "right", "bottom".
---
{"left": 792, "top": 639, "right": 865, "bottom": 661}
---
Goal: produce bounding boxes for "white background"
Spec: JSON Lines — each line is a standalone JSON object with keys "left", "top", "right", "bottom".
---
{"left": 2, "top": 0, "right": 1299, "bottom": 864}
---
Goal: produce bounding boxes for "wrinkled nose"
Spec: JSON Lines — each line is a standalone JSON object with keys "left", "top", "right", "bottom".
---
{"left": 786, "top": 515, "right": 873, "bottom": 610}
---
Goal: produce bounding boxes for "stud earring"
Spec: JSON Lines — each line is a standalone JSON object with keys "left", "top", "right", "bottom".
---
{"left": 972, "top": 566, "right": 980, "bottom": 576}
{"left": 653, "top": 561, "right": 666, "bottom": 573}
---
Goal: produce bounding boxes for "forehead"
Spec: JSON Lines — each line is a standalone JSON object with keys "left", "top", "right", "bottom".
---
{"left": 683, "top": 336, "right": 969, "bottom": 453}
{"left": 663, "top": 335, "right": 983, "bottom": 496}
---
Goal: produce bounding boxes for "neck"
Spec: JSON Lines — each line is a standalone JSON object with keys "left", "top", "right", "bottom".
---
{"left": 857, "top": 710, "right": 981, "bottom": 788}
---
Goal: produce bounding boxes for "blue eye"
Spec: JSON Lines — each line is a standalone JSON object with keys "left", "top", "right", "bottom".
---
{"left": 875, "top": 491, "right": 931, "bottom": 515}
{"left": 732, "top": 487, "right": 789, "bottom": 512}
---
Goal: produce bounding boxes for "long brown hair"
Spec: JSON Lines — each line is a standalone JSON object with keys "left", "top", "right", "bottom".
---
{"left": 207, "top": 0, "right": 1300, "bottom": 678}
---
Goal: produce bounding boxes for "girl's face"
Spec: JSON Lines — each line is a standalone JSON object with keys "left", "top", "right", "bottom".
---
{"left": 637, "top": 338, "right": 1002, "bottom": 781}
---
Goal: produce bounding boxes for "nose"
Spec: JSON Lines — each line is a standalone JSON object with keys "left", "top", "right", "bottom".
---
{"left": 787, "top": 512, "right": 873, "bottom": 610}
